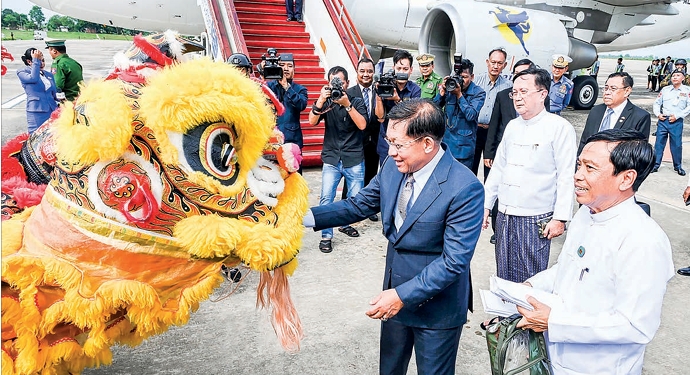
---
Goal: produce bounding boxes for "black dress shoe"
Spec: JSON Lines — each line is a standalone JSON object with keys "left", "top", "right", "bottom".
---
{"left": 677, "top": 168, "right": 686, "bottom": 176}
{"left": 287, "top": 16, "right": 294, "bottom": 21}
{"left": 651, "top": 167, "right": 659, "bottom": 173}
{"left": 678, "top": 266, "right": 690, "bottom": 276}
{"left": 652, "top": 131, "right": 657, "bottom": 136}
{"left": 490, "top": 234, "right": 496, "bottom": 244}
{"left": 369, "top": 214, "right": 379, "bottom": 222}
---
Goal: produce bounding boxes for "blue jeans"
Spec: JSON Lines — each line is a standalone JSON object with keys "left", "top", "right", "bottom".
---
{"left": 319, "top": 161, "right": 364, "bottom": 239}
{"left": 654, "top": 118, "right": 683, "bottom": 169}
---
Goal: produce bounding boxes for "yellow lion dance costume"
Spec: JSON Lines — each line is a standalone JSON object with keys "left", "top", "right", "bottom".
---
{"left": 1, "top": 57, "right": 308, "bottom": 374}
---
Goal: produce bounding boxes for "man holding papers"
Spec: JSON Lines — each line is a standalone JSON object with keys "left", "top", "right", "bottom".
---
{"left": 516, "top": 129, "right": 674, "bottom": 375}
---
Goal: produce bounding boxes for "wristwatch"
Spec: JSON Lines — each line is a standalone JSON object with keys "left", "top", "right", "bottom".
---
{"left": 345, "top": 105, "right": 352, "bottom": 112}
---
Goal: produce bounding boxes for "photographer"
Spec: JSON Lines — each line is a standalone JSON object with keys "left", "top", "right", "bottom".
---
{"left": 266, "top": 53, "right": 309, "bottom": 169}
{"left": 432, "top": 58, "right": 486, "bottom": 169}
{"left": 308, "top": 66, "right": 368, "bottom": 254}
{"left": 375, "top": 49, "right": 421, "bottom": 165}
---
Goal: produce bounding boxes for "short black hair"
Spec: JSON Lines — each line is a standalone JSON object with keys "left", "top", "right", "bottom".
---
{"left": 356, "top": 57, "right": 375, "bottom": 70}
{"left": 607, "top": 72, "right": 634, "bottom": 88}
{"left": 512, "top": 66, "right": 550, "bottom": 91}
{"left": 584, "top": 129, "right": 653, "bottom": 191}
{"left": 512, "top": 58, "right": 534, "bottom": 73}
{"left": 21, "top": 48, "right": 37, "bottom": 66}
{"left": 327, "top": 65, "right": 348, "bottom": 81}
{"left": 50, "top": 45, "right": 67, "bottom": 54}
{"left": 460, "top": 59, "right": 474, "bottom": 75}
{"left": 393, "top": 49, "right": 413, "bottom": 67}
{"left": 387, "top": 98, "right": 445, "bottom": 142}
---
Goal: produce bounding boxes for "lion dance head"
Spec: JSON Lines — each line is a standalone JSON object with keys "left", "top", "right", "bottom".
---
{"left": 1, "top": 33, "right": 308, "bottom": 374}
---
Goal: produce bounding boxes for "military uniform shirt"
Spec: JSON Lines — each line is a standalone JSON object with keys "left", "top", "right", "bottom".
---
{"left": 549, "top": 76, "right": 573, "bottom": 115}
{"left": 653, "top": 84, "right": 690, "bottom": 119}
{"left": 416, "top": 71, "right": 443, "bottom": 99}
{"left": 659, "top": 73, "right": 690, "bottom": 89}
{"left": 51, "top": 54, "right": 83, "bottom": 101}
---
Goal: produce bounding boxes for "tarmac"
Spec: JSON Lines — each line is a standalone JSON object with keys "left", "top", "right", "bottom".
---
{"left": 1, "top": 40, "right": 689, "bottom": 374}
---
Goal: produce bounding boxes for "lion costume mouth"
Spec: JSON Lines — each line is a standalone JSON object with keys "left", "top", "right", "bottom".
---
{"left": 2, "top": 48, "right": 309, "bottom": 374}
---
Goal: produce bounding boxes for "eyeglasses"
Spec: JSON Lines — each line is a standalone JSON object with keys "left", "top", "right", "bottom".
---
{"left": 508, "top": 89, "right": 544, "bottom": 99}
{"left": 602, "top": 86, "right": 629, "bottom": 92}
{"left": 384, "top": 136, "right": 424, "bottom": 151}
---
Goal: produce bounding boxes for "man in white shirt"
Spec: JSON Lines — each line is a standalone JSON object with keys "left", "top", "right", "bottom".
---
{"left": 517, "top": 129, "right": 674, "bottom": 375}
{"left": 482, "top": 66, "right": 576, "bottom": 283}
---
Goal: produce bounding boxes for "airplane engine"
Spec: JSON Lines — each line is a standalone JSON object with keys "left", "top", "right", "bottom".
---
{"left": 419, "top": 2, "right": 599, "bottom": 108}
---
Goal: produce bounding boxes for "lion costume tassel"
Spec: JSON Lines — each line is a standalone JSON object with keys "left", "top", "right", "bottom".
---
{"left": 1, "top": 53, "right": 309, "bottom": 374}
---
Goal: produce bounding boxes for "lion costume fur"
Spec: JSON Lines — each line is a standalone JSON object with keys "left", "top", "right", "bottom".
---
{"left": 1, "top": 43, "right": 309, "bottom": 374}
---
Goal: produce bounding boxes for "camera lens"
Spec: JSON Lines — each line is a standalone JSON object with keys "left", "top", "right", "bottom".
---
{"left": 446, "top": 78, "right": 458, "bottom": 92}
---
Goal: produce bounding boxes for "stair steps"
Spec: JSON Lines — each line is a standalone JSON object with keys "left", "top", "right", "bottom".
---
{"left": 234, "top": 0, "right": 327, "bottom": 167}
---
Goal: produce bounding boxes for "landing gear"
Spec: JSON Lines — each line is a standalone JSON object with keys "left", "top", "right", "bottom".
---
{"left": 570, "top": 75, "right": 598, "bottom": 110}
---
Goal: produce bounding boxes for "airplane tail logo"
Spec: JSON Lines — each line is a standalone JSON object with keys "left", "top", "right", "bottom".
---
{"left": 489, "top": 7, "right": 531, "bottom": 55}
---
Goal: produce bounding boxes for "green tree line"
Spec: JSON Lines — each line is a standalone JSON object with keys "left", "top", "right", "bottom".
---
{"left": 2, "top": 6, "right": 139, "bottom": 35}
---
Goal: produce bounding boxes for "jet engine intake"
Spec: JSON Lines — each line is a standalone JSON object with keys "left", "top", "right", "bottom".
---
{"left": 419, "top": 2, "right": 597, "bottom": 74}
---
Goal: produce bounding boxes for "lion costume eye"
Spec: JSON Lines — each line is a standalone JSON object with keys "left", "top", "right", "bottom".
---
{"left": 181, "top": 122, "right": 240, "bottom": 185}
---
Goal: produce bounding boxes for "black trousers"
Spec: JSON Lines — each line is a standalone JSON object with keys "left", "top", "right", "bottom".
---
{"left": 651, "top": 76, "right": 658, "bottom": 91}
{"left": 472, "top": 126, "right": 491, "bottom": 179}
{"left": 379, "top": 320, "right": 463, "bottom": 375}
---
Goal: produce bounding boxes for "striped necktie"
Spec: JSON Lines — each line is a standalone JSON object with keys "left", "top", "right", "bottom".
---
{"left": 362, "top": 87, "right": 371, "bottom": 118}
{"left": 397, "top": 174, "right": 415, "bottom": 220}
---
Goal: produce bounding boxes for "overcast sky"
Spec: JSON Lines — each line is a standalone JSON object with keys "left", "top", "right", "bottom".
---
{"left": 2, "top": 0, "right": 688, "bottom": 57}
{"left": 3, "top": 0, "right": 60, "bottom": 18}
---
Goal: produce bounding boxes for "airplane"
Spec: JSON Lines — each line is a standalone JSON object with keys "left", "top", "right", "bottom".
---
{"left": 28, "top": 0, "right": 690, "bottom": 110}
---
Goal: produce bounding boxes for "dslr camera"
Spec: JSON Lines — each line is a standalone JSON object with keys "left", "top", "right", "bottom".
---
{"left": 445, "top": 54, "right": 470, "bottom": 92}
{"left": 327, "top": 75, "right": 345, "bottom": 102}
{"left": 374, "top": 69, "right": 409, "bottom": 98}
{"left": 261, "top": 48, "right": 283, "bottom": 80}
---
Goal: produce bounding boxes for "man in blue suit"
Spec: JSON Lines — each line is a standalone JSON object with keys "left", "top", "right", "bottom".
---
{"left": 308, "top": 99, "right": 484, "bottom": 374}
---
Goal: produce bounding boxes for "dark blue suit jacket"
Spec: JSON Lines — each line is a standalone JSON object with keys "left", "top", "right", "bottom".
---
{"left": 17, "top": 60, "right": 58, "bottom": 114}
{"left": 311, "top": 147, "right": 484, "bottom": 329}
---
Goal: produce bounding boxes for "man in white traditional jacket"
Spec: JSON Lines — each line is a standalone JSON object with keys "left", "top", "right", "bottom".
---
{"left": 516, "top": 129, "right": 674, "bottom": 375}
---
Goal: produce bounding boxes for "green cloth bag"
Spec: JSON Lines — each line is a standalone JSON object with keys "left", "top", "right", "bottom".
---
{"left": 486, "top": 314, "right": 552, "bottom": 375}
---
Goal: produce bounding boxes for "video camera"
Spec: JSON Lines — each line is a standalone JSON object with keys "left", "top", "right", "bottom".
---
{"left": 374, "top": 69, "right": 409, "bottom": 98}
{"left": 445, "top": 54, "right": 470, "bottom": 92}
{"left": 261, "top": 48, "right": 283, "bottom": 80}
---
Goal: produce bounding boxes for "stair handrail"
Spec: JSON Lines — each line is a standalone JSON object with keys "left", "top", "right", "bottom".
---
{"left": 322, "top": 0, "right": 372, "bottom": 66}
{"left": 201, "top": 0, "right": 249, "bottom": 61}
{"left": 221, "top": 0, "right": 250, "bottom": 56}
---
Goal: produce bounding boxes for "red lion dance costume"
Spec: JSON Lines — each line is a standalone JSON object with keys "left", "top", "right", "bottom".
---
{"left": 2, "top": 31, "right": 308, "bottom": 374}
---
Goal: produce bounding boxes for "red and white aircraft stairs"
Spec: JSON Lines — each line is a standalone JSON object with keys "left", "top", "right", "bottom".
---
{"left": 201, "top": 0, "right": 371, "bottom": 166}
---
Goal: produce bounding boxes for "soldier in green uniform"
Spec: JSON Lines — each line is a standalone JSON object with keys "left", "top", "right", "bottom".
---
{"left": 45, "top": 40, "right": 83, "bottom": 101}
{"left": 415, "top": 53, "right": 443, "bottom": 99}
{"left": 659, "top": 58, "right": 690, "bottom": 88}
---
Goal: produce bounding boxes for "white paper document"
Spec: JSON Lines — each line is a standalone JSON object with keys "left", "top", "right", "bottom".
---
{"left": 480, "top": 275, "right": 563, "bottom": 317}
{"left": 479, "top": 289, "right": 519, "bottom": 317}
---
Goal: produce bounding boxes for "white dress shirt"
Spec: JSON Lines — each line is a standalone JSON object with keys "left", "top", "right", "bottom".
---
{"left": 394, "top": 148, "right": 444, "bottom": 229}
{"left": 527, "top": 197, "right": 674, "bottom": 375}
{"left": 484, "top": 109, "right": 576, "bottom": 220}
